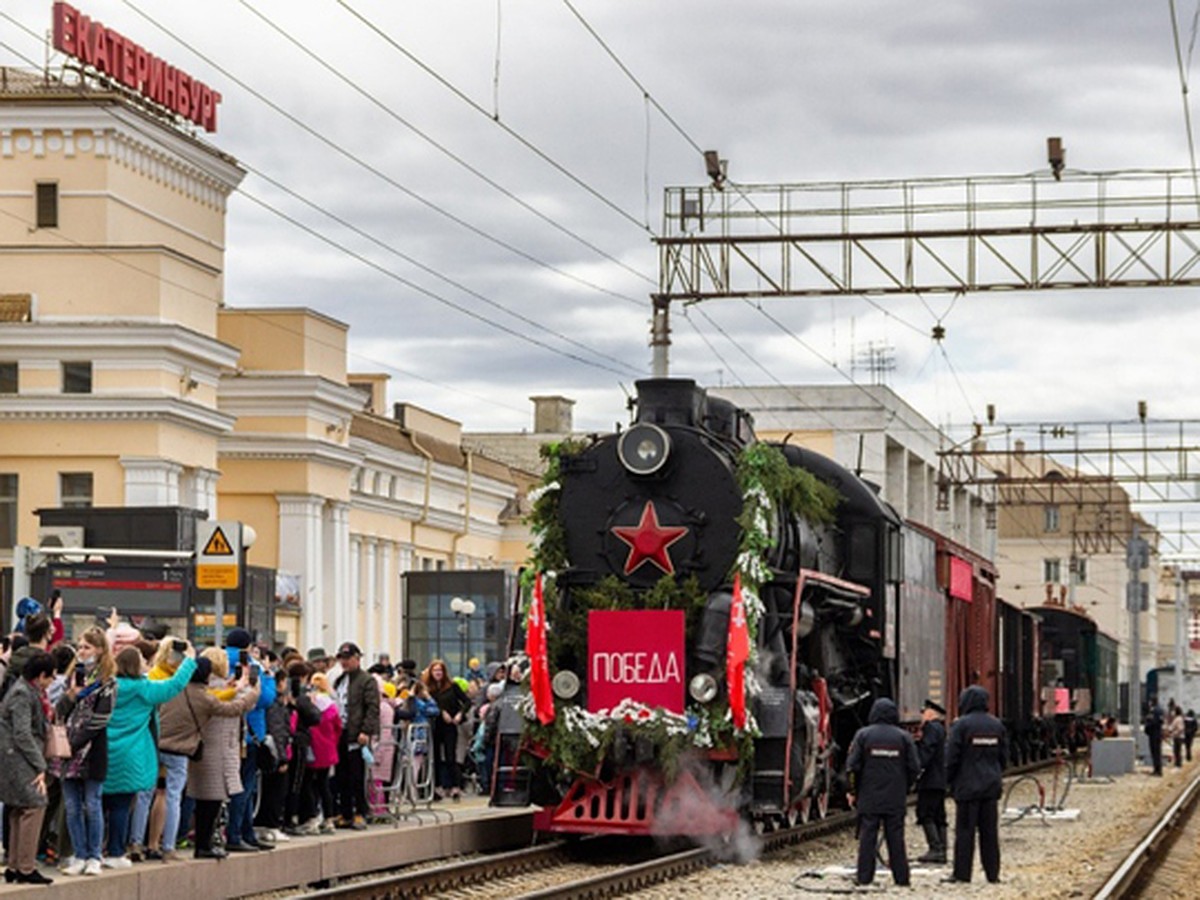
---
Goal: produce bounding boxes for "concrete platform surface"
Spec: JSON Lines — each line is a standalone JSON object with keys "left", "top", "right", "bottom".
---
{"left": 2, "top": 798, "right": 533, "bottom": 898}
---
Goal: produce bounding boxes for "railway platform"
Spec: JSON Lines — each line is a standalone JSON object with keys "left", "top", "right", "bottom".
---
{"left": 0, "top": 796, "right": 531, "bottom": 899}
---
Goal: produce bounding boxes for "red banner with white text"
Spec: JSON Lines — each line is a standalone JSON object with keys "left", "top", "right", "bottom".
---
{"left": 588, "top": 610, "right": 685, "bottom": 714}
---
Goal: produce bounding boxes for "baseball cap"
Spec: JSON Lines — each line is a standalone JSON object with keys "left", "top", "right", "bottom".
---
{"left": 336, "top": 641, "right": 362, "bottom": 658}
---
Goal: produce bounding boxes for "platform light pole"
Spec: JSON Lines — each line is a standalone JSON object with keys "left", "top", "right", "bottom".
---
{"left": 1127, "top": 525, "right": 1149, "bottom": 759}
{"left": 450, "top": 596, "right": 476, "bottom": 676}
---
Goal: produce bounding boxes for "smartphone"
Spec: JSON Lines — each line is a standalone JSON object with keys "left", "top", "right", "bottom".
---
{"left": 74, "top": 668, "right": 87, "bottom": 687}
{"left": 172, "top": 639, "right": 187, "bottom": 653}
{"left": 290, "top": 677, "right": 303, "bottom": 698}
{"left": 234, "top": 664, "right": 244, "bottom": 680}
{"left": 239, "top": 650, "right": 250, "bottom": 667}
{"left": 248, "top": 666, "right": 259, "bottom": 687}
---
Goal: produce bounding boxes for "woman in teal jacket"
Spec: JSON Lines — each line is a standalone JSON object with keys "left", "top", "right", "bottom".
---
{"left": 102, "top": 644, "right": 195, "bottom": 868}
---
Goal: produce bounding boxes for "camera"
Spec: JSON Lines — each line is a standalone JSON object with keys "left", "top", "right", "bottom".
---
{"left": 172, "top": 639, "right": 187, "bottom": 653}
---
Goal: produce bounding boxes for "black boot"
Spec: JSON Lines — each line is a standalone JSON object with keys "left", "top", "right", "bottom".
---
{"left": 916, "top": 821, "right": 941, "bottom": 863}
{"left": 934, "top": 824, "right": 949, "bottom": 863}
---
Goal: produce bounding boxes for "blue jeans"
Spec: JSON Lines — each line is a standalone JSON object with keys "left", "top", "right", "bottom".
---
{"left": 226, "top": 753, "right": 259, "bottom": 845}
{"left": 160, "top": 752, "right": 189, "bottom": 852}
{"left": 103, "top": 792, "right": 134, "bottom": 859}
{"left": 63, "top": 779, "right": 104, "bottom": 862}
{"left": 131, "top": 787, "right": 154, "bottom": 848}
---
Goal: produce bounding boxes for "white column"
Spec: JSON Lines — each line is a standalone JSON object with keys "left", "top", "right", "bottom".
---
{"left": 349, "top": 537, "right": 362, "bottom": 645}
{"left": 323, "top": 501, "right": 351, "bottom": 645}
{"left": 120, "top": 457, "right": 182, "bottom": 506}
{"left": 193, "top": 467, "right": 220, "bottom": 517}
{"left": 380, "top": 540, "right": 393, "bottom": 658}
{"left": 277, "top": 494, "right": 325, "bottom": 653}
{"left": 365, "top": 538, "right": 378, "bottom": 658}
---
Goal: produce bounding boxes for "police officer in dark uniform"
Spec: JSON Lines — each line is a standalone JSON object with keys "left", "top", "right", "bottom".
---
{"left": 944, "top": 685, "right": 1007, "bottom": 884}
{"left": 1145, "top": 698, "right": 1164, "bottom": 776}
{"left": 846, "top": 697, "right": 920, "bottom": 886}
{"left": 915, "top": 698, "right": 948, "bottom": 864}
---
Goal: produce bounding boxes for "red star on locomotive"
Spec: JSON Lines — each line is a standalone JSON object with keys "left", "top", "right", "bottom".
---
{"left": 611, "top": 500, "right": 688, "bottom": 576}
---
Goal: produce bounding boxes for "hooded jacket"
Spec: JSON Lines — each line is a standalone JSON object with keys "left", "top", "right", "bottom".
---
{"left": 845, "top": 698, "right": 920, "bottom": 815}
{"left": 945, "top": 685, "right": 1007, "bottom": 801}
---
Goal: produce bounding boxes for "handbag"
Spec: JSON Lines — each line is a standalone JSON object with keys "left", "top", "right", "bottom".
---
{"left": 44, "top": 722, "right": 71, "bottom": 759}
{"left": 183, "top": 690, "right": 205, "bottom": 762}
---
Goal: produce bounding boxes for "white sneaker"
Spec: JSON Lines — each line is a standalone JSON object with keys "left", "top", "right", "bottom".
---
{"left": 62, "top": 858, "right": 87, "bottom": 876}
{"left": 102, "top": 855, "right": 133, "bottom": 869}
{"left": 83, "top": 858, "right": 102, "bottom": 876}
{"left": 271, "top": 829, "right": 290, "bottom": 842}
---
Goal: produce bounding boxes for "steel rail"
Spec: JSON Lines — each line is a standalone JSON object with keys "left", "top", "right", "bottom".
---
{"left": 1093, "top": 770, "right": 1200, "bottom": 899}
{"left": 289, "top": 841, "right": 570, "bottom": 900}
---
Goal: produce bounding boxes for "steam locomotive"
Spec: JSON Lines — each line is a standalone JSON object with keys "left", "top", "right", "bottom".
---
{"left": 492, "top": 378, "right": 1106, "bottom": 836}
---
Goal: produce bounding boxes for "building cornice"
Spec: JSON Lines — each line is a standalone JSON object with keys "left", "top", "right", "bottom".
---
{"left": 219, "top": 434, "right": 362, "bottom": 469}
{"left": 0, "top": 395, "right": 236, "bottom": 433}
{"left": 0, "top": 321, "right": 240, "bottom": 369}
{"left": 0, "top": 105, "right": 245, "bottom": 203}
{"left": 219, "top": 375, "right": 366, "bottom": 424}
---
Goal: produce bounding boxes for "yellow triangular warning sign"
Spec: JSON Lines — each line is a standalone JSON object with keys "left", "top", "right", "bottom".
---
{"left": 203, "top": 526, "right": 235, "bottom": 556}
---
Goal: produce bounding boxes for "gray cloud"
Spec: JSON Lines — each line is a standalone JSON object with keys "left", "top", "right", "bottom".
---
{"left": 5, "top": 0, "right": 1195, "bottom": 437}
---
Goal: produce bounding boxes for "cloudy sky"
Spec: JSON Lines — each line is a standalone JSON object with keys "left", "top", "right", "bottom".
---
{"left": 3, "top": 1, "right": 1199, "bottom": 440}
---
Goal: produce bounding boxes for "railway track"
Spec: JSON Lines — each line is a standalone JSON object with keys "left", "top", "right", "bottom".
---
{"left": 281, "top": 757, "right": 1059, "bottom": 900}
{"left": 1093, "top": 770, "right": 1200, "bottom": 899}
{"left": 284, "top": 810, "right": 857, "bottom": 900}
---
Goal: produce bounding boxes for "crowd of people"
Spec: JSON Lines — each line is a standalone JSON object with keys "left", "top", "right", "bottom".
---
{"left": 0, "top": 595, "right": 516, "bottom": 885}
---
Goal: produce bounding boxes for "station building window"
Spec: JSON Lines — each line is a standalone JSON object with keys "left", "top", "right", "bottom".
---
{"left": 1043, "top": 504, "right": 1060, "bottom": 533}
{"left": 1043, "top": 557, "right": 1062, "bottom": 584}
{"left": 35, "top": 182, "right": 58, "bottom": 229}
{"left": 0, "top": 474, "right": 16, "bottom": 546}
{"left": 0, "top": 362, "right": 16, "bottom": 394}
{"left": 59, "top": 472, "right": 93, "bottom": 508}
{"left": 1071, "top": 556, "right": 1088, "bottom": 584}
{"left": 62, "top": 361, "right": 92, "bottom": 393}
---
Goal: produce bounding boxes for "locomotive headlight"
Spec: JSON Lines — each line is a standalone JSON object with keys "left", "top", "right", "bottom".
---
{"left": 552, "top": 670, "right": 581, "bottom": 700}
{"left": 689, "top": 673, "right": 719, "bottom": 703}
{"left": 618, "top": 423, "right": 670, "bottom": 476}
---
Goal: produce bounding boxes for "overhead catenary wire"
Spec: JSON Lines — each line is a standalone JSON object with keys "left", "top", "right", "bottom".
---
{"left": 334, "top": 0, "right": 653, "bottom": 236}
{"left": 0, "top": 194, "right": 530, "bottom": 417}
{"left": 242, "top": 164, "right": 642, "bottom": 377}
{"left": 0, "top": 34, "right": 642, "bottom": 384}
{"left": 560, "top": 0, "right": 934, "bottom": 350}
{"left": 116, "top": 1, "right": 646, "bottom": 307}
{"left": 236, "top": 0, "right": 652, "bottom": 289}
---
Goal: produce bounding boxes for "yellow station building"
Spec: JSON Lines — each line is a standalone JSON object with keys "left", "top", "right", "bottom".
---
{"left": 0, "top": 66, "right": 533, "bottom": 659}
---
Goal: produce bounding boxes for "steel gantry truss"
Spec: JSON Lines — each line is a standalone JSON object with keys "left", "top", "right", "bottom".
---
{"left": 656, "top": 170, "right": 1200, "bottom": 301}
{"left": 937, "top": 418, "right": 1200, "bottom": 557}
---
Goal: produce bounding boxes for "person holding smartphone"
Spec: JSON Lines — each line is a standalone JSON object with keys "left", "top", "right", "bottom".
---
{"left": 222, "top": 629, "right": 275, "bottom": 852}
{"left": 53, "top": 627, "right": 117, "bottom": 877}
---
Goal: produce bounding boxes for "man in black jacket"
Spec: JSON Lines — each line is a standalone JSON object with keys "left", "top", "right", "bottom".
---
{"left": 1145, "top": 698, "right": 1164, "bottom": 776}
{"left": 846, "top": 697, "right": 921, "bottom": 886}
{"left": 332, "top": 642, "right": 380, "bottom": 829}
{"left": 915, "top": 698, "right": 948, "bottom": 864}
{"left": 945, "top": 685, "right": 1007, "bottom": 884}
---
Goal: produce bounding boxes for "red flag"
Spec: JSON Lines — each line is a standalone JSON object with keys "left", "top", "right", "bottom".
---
{"left": 727, "top": 572, "right": 750, "bottom": 730}
{"left": 526, "top": 573, "right": 556, "bottom": 725}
